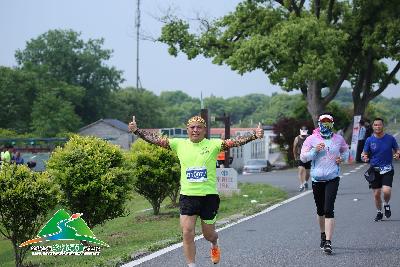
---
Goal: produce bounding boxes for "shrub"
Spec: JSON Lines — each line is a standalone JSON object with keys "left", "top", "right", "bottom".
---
{"left": 0, "top": 163, "right": 60, "bottom": 267}
{"left": 46, "top": 135, "right": 132, "bottom": 228}
{"left": 127, "top": 140, "right": 180, "bottom": 215}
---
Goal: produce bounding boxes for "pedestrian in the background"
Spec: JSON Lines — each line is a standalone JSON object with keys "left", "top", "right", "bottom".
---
{"left": 0, "top": 147, "right": 5, "bottom": 165}
{"left": 1, "top": 145, "right": 12, "bottom": 163}
{"left": 293, "top": 126, "right": 311, "bottom": 191}
{"left": 356, "top": 120, "right": 367, "bottom": 162}
{"left": 361, "top": 118, "right": 400, "bottom": 222}
{"left": 12, "top": 151, "right": 24, "bottom": 165}
{"left": 300, "top": 112, "right": 349, "bottom": 254}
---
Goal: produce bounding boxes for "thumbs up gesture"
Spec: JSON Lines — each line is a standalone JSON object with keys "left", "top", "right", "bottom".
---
{"left": 255, "top": 122, "right": 264, "bottom": 139}
{"left": 128, "top": 115, "right": 138, "bottom": 133}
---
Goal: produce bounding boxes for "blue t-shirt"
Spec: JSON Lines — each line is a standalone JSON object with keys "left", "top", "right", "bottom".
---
{"left": 363, "top": 134, "right": 399, "bottom": 168}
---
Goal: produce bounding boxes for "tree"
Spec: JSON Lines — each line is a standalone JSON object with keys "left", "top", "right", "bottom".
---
{"left": 159, "top": 0, "right": 399, "bottom": 126}
{"left": 15, "top": 29, "right": 124, "bottom": 124}
{"left": 0, "top": 163, "right": 59, "bottom": 267}
{"left": 349, "top": 0, "right": 400, "bottom": 121}
{"left": 108, "top": 87, "right": 169, "bottom": 128}
{"left": 31, "top": 87, "right": 83, "bottom": 137}
{"left": 46, "top": 135, "right": 132, "bottom": 228}
{"left": 160, "top": 91, "right": 201, "bottom": 127}
{"left": 325, "top": 101, "right": 352, "bottom": 132}
{"left": 0, "top": 67, "right": 38, "bottom": 133}
{"left": 127, "top": 140, "right": 180, "bottom": 215}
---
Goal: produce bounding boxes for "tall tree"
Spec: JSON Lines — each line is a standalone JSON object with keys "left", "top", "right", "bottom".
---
{"left": 159, "top": 91, "right": 201, "bottom": 126}
{"left": 159, "top": 0, "right": 399, "bottom": 126}
{"left": 31, "top": 90, "right": 82, "bottom": 137}
{"left": 109, "top": 87, "right": 169, "bottom": 128}
{"left": 0, "top": 67, "right": 37, "bottom": 133}
{"left": 15, "top": 29, "right": 124, "bottom": 124}
{"left": 349, "top": 0, "right": 400, "bottom": 119}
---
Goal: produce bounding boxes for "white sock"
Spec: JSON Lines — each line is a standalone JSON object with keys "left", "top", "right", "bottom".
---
{"left": 384, "top": 202, "right": 389, "bottom": 206}
{"left": 188, "top": 263, "right": 196, "bottom": 267}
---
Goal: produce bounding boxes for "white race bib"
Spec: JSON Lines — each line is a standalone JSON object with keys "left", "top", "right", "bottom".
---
{"left": 186, "top": 167, "right": 208, "bottom": 183}
{"left": 379, "top": 165, "right": 392, "bottom": 174}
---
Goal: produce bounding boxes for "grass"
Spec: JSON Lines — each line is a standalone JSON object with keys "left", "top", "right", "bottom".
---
{"left": 0, "top": 183, "right": 287, "bottom": 267}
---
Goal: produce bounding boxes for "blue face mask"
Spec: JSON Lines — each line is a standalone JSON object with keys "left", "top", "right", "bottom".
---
{"left": 318, "top": 121, "right": 334, "bottom": 138}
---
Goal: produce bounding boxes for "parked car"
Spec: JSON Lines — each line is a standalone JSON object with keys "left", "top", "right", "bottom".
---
{"left": 242, "top": 159, "right": 272, "bottom": 174}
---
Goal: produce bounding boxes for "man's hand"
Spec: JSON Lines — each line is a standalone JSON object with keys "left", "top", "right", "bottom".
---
{"left": 315, "top": 143, "right": 325, "bottom": 152}
{"left": 361, "top": 152, "right": 369, "bottom": 162}
{"left": 256, "top": 122, "right": 264, "bottom": 139}
{"left": 128, "top": 116, "right": 138, "bottom": 133}
{"left": 335, "top": 156, "right": 343, "bottom": 165}
{"left": 394, "top": 152, "right": 400, "bottom": 160}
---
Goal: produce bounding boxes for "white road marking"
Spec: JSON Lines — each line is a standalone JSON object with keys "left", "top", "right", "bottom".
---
{"left": 121, "top": 190, "right": 313, "bottom": 267}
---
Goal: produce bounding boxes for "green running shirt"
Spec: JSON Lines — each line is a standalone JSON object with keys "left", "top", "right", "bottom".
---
{"left": 169, "top": 138, "right": 223, "bottom": 196}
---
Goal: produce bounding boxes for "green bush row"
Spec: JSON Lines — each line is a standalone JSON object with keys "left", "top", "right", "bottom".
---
{"left": 0, "top": 135, "right": 180, "bottom": 267}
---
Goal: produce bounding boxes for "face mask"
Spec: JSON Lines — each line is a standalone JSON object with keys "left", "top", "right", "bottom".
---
{"left": 318, "top": 121, "right": 334, "bottom": 138}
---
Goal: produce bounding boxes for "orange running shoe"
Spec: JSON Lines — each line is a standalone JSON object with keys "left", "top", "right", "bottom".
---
{"left": 210, "top": 246, "right": 221, "bottom": 264}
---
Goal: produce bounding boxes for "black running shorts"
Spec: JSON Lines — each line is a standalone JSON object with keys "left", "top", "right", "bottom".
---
{"left": 179, "top": 194, "right": 220, "bottom": 224}
{"left": 297, "top": 160, "right": 311, "bottom": 170}
{"left": 370, "top": 170, "right": 394, "bottom": 189}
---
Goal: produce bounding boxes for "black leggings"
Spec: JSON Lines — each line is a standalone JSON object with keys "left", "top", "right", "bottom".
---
{"left": 312, "top": 177, "right": 340, "bottom": 218}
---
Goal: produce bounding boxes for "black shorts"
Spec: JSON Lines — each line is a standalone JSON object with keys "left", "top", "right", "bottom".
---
{"left": 370, "top": 170, "right": 394, "bottom": 189}
{"left": 297, "top": 160, "right": 311, "bottom": 169}
{"left": 179, "top": 194, "right": 220, "bottom": 223}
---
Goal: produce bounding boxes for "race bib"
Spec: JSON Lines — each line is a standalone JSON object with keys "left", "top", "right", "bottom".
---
{"left": 379, "top": 165, "right": 392, "bottom": 174}
{"left": 186, "top": 167, "right": 208, "bottom": 182}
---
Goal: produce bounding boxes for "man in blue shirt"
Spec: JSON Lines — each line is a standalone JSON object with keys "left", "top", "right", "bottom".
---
{"left": 362, "top": 118, "right": 400, "bottom": 221}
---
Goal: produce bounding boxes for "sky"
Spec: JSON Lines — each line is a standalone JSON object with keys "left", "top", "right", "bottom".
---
{"left": 0, "top": 0, "right": 398, "bottom": 99}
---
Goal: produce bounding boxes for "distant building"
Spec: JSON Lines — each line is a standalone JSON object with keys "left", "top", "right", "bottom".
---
{"left": 160, "top": 128, "right": 188, "bottom": 138}
{"left": 210, "top": 127, "right": 276, "bottom": 170}
{"left": 78, "top": 119, "right": 134, "bottom": 149}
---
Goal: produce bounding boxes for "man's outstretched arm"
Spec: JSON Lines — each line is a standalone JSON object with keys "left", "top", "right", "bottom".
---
{"left": 128, "top": 116, "right": 170, "bottom": 149}
{"left": 221, "top": 123, "right": 264, "bottom": 150}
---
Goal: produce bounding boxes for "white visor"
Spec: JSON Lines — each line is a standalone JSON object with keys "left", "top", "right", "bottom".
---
{"left": 318, "top": 114, "right": 334, "bottom": 122}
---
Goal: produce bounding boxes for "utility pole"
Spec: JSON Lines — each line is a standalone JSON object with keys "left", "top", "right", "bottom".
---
{"left": 135, "top": 0, "right": 142, "bottom": 88}
{"left": 216, "top": 113, "right": 231, "bottom": 167}
{"left": 200, "top": 92, "right": 210, "bottom": 139}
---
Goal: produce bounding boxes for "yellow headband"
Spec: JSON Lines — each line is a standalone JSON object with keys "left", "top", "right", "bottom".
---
{"left": 187, "top": 116, "right": 207, "bottom": 127}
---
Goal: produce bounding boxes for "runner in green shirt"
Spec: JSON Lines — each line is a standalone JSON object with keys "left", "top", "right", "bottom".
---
{"left": 129, "top": 115, "right": 264, "bottom": 267}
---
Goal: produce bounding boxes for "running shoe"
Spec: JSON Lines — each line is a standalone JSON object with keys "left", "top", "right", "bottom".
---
{"left": 374, "top": 211, "right": 383, "bottom": 222}
{"left": 299, "top": 186, "right": 305, "bottom": 192}
{"left": 320, "top": 232, "right": 326, "bottom": 249}
{"left": 210, "top": 246, "right": 220, "bottom": 264}
{"left": 323, "top": 240, "right": 332, "bottom": 254}
{"left": 384, "top": 205, "right": 391, "bottom": 218}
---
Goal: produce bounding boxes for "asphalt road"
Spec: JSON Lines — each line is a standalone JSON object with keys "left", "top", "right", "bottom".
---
{"left": 124, "top": 160, "right": 400, "bottom": 267}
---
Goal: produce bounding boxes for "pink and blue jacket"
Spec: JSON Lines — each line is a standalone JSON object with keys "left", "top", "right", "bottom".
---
{"left": 300, "top": 128, "right": 349, "bottom": 182}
